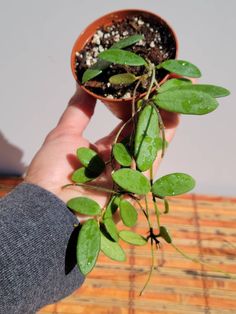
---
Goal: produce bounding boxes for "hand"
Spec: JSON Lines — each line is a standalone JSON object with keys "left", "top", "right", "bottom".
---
{"left": 25, "top": 88, "right": 179, "bottom": 210}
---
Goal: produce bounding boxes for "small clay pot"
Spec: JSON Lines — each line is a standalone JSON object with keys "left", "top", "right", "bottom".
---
{"left": 71, "top": 9, "right": 178, "bottom": 120}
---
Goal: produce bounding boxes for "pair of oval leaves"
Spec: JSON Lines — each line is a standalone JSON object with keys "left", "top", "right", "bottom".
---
{"left": 77, "top": 219, "right": 126, "bottom": 275}
{"left": 76, "top": 220, "right": 146, "bottom": 275}
{"left": 112, "top": 170, "right": 195, "bottom": 197}
{"left": 154, "top": 77, "right": 230, "bottom": 115}
{"left": 72, "top": 147, "right": 105, "bottom": 183}
{"left": 113, "top": 105, "right": 160, "bottom": 172}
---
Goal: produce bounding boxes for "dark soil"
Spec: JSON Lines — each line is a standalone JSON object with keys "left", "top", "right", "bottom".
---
{"left": 75, "top": 15, "right": 176, "bottom": 99}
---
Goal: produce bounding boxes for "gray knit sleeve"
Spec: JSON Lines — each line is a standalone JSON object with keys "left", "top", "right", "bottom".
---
{"left": 0, "top": 182, "right": 84, "bottom": 314}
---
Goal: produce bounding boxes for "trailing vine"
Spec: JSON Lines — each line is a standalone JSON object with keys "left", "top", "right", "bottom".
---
{"left": 64, "top": 34, "right": 231, "bottom": 294}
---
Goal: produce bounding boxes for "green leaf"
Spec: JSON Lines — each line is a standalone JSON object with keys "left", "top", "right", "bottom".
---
{"left": 82, "top": 69, "right": 102, "bottom": 84}
{"left": 120, "top": 199, "right": 138, "bottom": 227}
{"left": 119, "top": 230, "right": 147, "bottom": 246}
{"left": 103, "top": 196, "right": 120, "bottom": 219}
{"left": 77, "top": 219, "right": 100, "bottom": 275}
{"left": 159, "top": 226, "right": 172, "bottom": 243}
{"left": 174, "top": 84, "right": 230, "bottom": 98}
{"left": 158, "top": 60, "right": 201, "bottom": 78}
{"left": 77, "top": 147, "right": 96, "bottom": 166}
{"left": 163, "top": 198, "right": 169, "bottom": 214}
{"left": 134, "top": 105, "right": 159, "bottom": 171}
{"left": 98, "top": 49, "right": 147, "bottom": 66}
{"left": 112, "top": 169, "right": 151, "bottom": 195}
{"left": 82, "top": 59, "right": 110, "bottom": 83}
{"left": 82, "top": 35, "right": 144, "bottom": 82}
{"left": 152, "top": 173, "right": 196, "bottom": 197}
{"left": 77, "top": 147, "right": 105, "bottom": 175}
{"left": 101, "top": 232, "right": 126, "bottom": 261}
{"left": 103, "top": 218, "right": 119, "bottom": 242}
{"left": 72, "top": 167, "right": 97, "bottom": 183}
{"left": 67, "top": 197, "right": 101, "bottom": 216}
{"left": 112, "top": 34, "right": 144, "bottom": 49}
{"left": 113, "top": 143, "right": 132, "bottom": 167}
{"left": 158, "top": 78, "right": 192, "bottom": 93}
{"left": 156, "top": 137, "right": 168, "bottom": 152}
{"left": 153, "top": 89, "right": 219, "bottom": 115}
{"left": 109, "top": 73, "right": 137, "bottom": 86}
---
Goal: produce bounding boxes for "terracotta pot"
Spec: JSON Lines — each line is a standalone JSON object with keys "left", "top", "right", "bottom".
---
{"left": 71, "top": 9, "right": 178, "bottom": 120}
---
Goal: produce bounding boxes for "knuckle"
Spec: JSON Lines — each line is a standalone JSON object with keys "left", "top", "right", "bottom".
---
{"left": 44, "top": 126, "right": 81, "bottom": 143}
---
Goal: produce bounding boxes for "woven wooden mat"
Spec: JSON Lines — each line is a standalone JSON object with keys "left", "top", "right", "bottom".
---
{"left": 1, "top": 178, "right": 236, "bottom": 314}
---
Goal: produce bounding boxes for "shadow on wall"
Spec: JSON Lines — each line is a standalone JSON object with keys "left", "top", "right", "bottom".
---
{"left": 0, "top": 131, "right": 26, "bottom": 176}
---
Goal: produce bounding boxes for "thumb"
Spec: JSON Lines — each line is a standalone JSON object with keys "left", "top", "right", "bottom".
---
{"left": 57, "top": 87, "right": 96, "bottom": 134}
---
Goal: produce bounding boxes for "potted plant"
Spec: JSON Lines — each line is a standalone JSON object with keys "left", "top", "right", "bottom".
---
{"left": 71, "top": 9, "right": 178, "bottom": 120}
{"left": 65, "top": 9, "right": 230, "bottom": 294}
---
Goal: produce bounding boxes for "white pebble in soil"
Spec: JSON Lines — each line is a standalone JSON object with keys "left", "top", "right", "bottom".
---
{"left": 137, "top": 19, "right": 144, "bottom": 26}
{"left": 122, "top": 92, "right": 132, "bottom": 99}
{"left": 150, "top": 41, "right": 155, "bottom": 48}
{"left": 92, "top": 34, "right": 100, "bottom": 45}
{"left": 98, "top": 45, "right": 104, "bottom": 52}
{"left": 114, "top": 34, "right": 120, "bottom": 42}
{"left": 136, "top": 39, "right": 145, "bottom": 46}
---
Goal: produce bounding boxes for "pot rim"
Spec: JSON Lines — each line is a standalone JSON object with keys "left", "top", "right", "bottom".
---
{"left": 71, "top": 8, "right": 178, "bottom": 103}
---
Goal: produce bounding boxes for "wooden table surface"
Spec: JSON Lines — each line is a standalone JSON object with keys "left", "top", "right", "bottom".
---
{"left": 1, "top": 177, "right": 236, "bottom": 314}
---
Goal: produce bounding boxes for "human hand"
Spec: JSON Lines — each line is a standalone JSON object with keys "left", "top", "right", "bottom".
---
{"left": 25, "top": 88, "right": 179, "bottom": 210}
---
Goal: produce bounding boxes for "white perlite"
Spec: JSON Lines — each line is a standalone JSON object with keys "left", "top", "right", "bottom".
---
{"left": 122, "top": 92, "right": 132, "bottom": 99}
{"left": 150, "top": 41, "right": 155, "bottom": 48}
{"left": 98, "top": 45, "right": 104, "bottom": 52}
{"left": 114, "top": 34, "right": 120, "bottom": 42}
{"left": 137, "top": 39, "right": 145, "bottom": 46}
{"left": 137, "top": 19, "right": 144, "bottom": 26}
{"left": 91, "top": 34, "right": 100, "bottom": 45}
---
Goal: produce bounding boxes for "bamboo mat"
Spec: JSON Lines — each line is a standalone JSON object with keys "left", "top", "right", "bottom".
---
{"left": 1, "top": 178, "right": 236, "bottom": 314}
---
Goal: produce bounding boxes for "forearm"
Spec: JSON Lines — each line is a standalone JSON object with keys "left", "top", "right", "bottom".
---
{"left": 0, "top": 183, "right": 84, "bottom": 314}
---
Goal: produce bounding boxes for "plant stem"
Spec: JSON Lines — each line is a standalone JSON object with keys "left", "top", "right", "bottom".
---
{"left": 154, "top": 79, "right": 160, "bottom": 89}
{"left": 152, "top": 195, "right": 161, "bottom": 229}
{"left": 156, "top": 107, "right": 166, "bottom": 158}
{"left": 149, "top": 164, "right": 161, "bottom": 228}
{"left": 171, "top": 243, "right": 235, "bottom": 278}
{"left": 129, "top": 79, "right": 142, "bottom": 149}
{"left": 134, "top": 198, "right": 148, "bottom": 220}
{"left": 113, "top": 109, "right": 140, "bottom": 145}
{"left": 149, "top": 164, "right": 154, "bottom": 185}
{"left": 139, "top": 239, "right": 155, "bottom": 295}
{"left": 138, "top": 194, "right": 158, "bottom": 294}
{"left": 144, "top": 64, "right": 156, "bottom": 100}
{"left": 132, "top": 79, "right": 141, "bottom": 118}
{"left": 148, "top": 102, "right": 166, "bottom": 158}
{"left": 145, "top": 195, "right": 153, "bottom": 229}
{"left": 163, "top": 198, "right": 169, "bottom": 214}
{"left": 105, "top": 160, "right": 111, "bottom": 166}
{"left": 62, "top": 183, "right": 117, "bottom": 194}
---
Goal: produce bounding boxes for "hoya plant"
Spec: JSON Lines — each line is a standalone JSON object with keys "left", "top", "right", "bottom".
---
{"left": 64, "top": 34, "right": 230, "bottom": 294}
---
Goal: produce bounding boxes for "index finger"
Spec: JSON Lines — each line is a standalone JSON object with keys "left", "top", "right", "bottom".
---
{"left": 57, "top": 87, "right": 96, "bottom": 134}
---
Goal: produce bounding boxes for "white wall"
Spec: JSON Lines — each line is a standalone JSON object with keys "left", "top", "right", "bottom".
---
{"left": 0, "top": 0, "right": 235, "bottom": 196}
